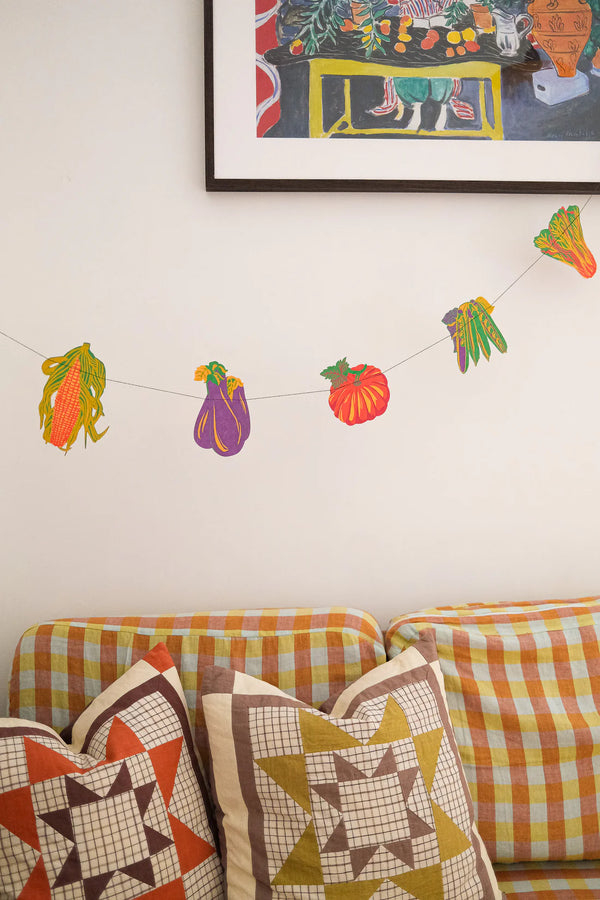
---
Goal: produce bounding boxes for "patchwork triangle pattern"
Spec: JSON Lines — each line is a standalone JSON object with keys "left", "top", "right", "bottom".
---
{"left": 0, "top": 643, "right": 223, "bottom": 900}
{"left": 254, "top": 686, "right": 476, "bottom": 898}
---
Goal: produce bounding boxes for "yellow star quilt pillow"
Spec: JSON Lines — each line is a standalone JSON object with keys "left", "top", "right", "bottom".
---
{"left": 0, "top": 643, "right": 224, "bottom": 900}
{"left": 202, "top": 630, "right": 505, "bottom": 900}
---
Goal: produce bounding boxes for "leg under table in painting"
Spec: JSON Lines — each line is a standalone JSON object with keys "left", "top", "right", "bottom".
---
{"left": 307, "top": 57, "right": 503, "bottom": 140}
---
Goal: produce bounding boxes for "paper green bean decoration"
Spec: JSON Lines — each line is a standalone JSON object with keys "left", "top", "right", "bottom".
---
{"left": 442, "top": 298, "right": 507, "bottom": 374}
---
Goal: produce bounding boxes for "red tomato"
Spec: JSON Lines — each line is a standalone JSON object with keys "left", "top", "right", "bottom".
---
{"left": 465, "top": 40, "right": 480, "bottom": 51}
{"left": 321, "top": 359, "right": 390, "bottom": 426}
{"left": 421, "top": 38, "right": 435, "bottom": 49}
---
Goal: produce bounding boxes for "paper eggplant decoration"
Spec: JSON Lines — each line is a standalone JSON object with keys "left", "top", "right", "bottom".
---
{"left": 534, "top": 205, "right": 596, "bottom": 278}
{"left": 320, "top": 358, "right": 390, "bottom": 425}
{"left": 194, "top": 361, "right": 250, "bottom": 457}
{"left": 442, "top": 298, "right": 507, "bottom": 374}
{"left": 39, "top": 342, "right": 108, "bottom": 452}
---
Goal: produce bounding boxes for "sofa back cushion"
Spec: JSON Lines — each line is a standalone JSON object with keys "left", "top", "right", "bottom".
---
{"left": 9, "top": 607, "right": 385, "bottom": 762}
{"left": 387, "top": 597, "right": 600, "bottom": 864}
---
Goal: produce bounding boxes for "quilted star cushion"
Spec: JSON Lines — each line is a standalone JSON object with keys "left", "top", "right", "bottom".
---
{"left": 202, "top": 630, "right": 505, "bottom": 900}
{"left": 0, "top": 642, "right": 224, "bottom": 900}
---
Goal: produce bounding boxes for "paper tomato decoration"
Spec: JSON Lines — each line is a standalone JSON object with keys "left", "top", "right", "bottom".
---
{"left": 320, "top": 358, "right": 390, "bottom": 425}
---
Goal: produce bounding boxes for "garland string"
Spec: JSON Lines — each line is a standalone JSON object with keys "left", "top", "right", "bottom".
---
{"left": 0, "top": 193, "right": 596, "bottom": 402}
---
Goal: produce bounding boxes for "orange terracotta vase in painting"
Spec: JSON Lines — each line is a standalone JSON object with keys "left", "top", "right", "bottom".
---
{"left": 528, "top": 0, "right": 592, "bottom": 77}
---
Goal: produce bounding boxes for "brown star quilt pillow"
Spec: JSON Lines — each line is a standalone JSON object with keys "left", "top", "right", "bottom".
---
{"left": 202, "top": 630, "right": 505, "bottom": 900}
{"left": 0, "top": 642, "right": 224, "bottom": 900}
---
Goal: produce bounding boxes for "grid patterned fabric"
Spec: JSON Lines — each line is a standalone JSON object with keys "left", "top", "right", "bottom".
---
{"left": 9, "top": 607, "right": 385, "bottom": 762}
{"left": 386, "top": 596, "right": 600, "bottom": 864}
{"left": 494, "top": 859, "right": 600, "bottom": 898}
{"left": 0, "top": 642, "right": 224, "bottom": 899}
{"left": 201, "top": 630, "right": 505, "bottom": 899}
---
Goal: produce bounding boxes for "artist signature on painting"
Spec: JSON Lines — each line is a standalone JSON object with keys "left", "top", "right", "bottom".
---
{"left": 561, "top": 129, "right": 594, "bottom": 138}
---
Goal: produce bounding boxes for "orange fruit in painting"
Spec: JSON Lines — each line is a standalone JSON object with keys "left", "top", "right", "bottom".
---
{"left": 394, "top": 41, "right": 407, "bottom": 51}
{"left": 340, "top": 18, "right": 355, "bottom": 31}
{"left": 381, "top": 19, "right": 391, "bottom": 34}
{"left": 465, "top": 40, "right": 480, "bottom": 51}
{"left": 446, "top": 46, "right": 455, "bottom": 56}
{"left": 456, "top": 44, "right": 466, "bottom": 54}
{"left": 400, "top": 14, "right": 413, "bottom": 25}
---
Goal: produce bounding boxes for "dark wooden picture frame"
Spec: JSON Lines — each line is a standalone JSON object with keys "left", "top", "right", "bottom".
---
{"left": 204, "top": 0, "right": 600, "bottom": 193}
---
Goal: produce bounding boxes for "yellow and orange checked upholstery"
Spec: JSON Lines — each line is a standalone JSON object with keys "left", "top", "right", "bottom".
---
{"left": 494, "top": 859, "right": 600, "bottom": 899}
{"left": 386, "top": 597, "right": 600, "bottom": 866}
{"left": 9, "top": 607, "right": 385, "bottom": 763}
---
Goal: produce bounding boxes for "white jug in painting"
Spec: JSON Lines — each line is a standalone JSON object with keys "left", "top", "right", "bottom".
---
{"left": 492, "top": 8, "right": 533, "bottom": 56}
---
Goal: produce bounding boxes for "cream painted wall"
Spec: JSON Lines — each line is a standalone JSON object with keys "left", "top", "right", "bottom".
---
{"left": 1, "top": 0, "right": 599, "bottom": 714}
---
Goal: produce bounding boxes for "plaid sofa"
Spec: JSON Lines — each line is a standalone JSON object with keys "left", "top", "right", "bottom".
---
{"left": 8, "top": 601, "right": 600, "bottom": 898}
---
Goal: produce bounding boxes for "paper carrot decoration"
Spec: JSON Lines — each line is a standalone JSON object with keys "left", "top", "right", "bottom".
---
{"left": 39, "top": 343, "right": 108, "bottom": 452}
{"left": 534, "top": 205, "right": 596, "bottom": 278}
{"left": 194, "top": 361, "right": 251, "bottom": 457}
{"left": 442, "top": 298, "right": 507, "bottom": 374}
{"left": 320, "top": 358, "right": 390, "bottom": 425}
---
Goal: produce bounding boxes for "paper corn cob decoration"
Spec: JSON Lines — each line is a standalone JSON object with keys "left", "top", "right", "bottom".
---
{"left": 442, "top": 298, "right": 507, "bottom": 374}
{"left": 534, "top": 205, "right": 597, "bottom": 278}
{"left": 39, "top": 343, "right": 108, "bottom": 452}
{"left": 194, "top": 361, "right": 250, "bottom": 457}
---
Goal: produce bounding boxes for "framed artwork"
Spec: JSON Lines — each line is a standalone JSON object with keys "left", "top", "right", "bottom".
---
{"left": 204, "top": 0, "right": 600, "bottom": 192}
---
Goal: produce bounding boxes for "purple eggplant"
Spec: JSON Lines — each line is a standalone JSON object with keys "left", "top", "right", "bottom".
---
{"left": 194, "top": 361, "right": 251, "bottom": 457}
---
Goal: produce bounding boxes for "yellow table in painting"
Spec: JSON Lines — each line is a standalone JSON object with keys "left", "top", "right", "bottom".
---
{"left": 307, "top": 57, "right": 504, "bottom": 140}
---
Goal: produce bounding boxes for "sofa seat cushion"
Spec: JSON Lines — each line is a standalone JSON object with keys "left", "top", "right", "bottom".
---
{"left": 387, "top": 597, "right": 600, "bottom": 863}
{"left": 494, "top": 859, "right": 600, "bottom": 898}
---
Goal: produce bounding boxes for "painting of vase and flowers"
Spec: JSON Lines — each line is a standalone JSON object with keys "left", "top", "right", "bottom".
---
{"left": 255, "top": 0, "right": 600, "bottom": 140}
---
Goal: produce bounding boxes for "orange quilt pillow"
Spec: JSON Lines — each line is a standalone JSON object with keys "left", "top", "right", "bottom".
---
{"left": 0, "top": 643, "right": 224, "bottom": 899}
